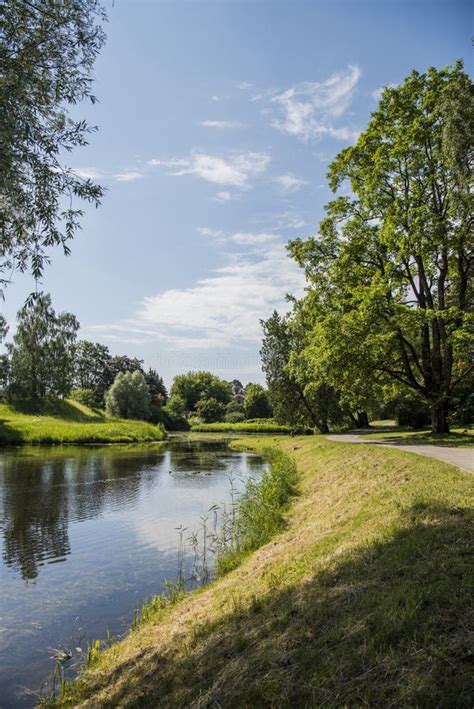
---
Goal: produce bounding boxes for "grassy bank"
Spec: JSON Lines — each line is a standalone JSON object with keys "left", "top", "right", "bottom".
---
{"left": 0, "top": 400, "right": 165, "bottom": 445}
{"left": 50, "top": 434, "right": 473, "bottom": 707}
{"left": 190, "top": 420, "right": 292, "bottom": 434}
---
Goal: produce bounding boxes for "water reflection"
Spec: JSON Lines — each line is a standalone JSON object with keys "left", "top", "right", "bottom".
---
{"left": 0, "top": 440, "right": 266, "bottom": 707}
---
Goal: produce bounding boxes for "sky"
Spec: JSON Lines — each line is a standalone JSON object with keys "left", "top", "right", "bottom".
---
{"left": 3, "top": 0, "right": 472, "bottom": 386}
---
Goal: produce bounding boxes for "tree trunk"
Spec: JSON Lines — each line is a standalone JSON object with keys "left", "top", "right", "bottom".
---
{"left": 357, "top": 411, "right": 370, "bottom": 428}
{"left": 430, "top": 400, "right": 450, "bottom": 433}
{"left": 318, "top": 420, "right": 330, "bottom": 434}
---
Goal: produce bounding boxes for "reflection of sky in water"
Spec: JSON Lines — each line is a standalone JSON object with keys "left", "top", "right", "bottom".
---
{"left": 0, "top": 441, "right": 268, "bottom": 707}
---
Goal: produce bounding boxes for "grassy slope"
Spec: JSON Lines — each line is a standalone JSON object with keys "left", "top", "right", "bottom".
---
{"left": 0, "top": 399, "right": 165, "bottom": 445}
{"left": 54, "top": 435, "right": 473, "bottom": 707}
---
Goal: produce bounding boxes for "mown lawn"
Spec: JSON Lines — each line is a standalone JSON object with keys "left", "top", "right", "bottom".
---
{"left": 0, "top": 399, "right": 165, "bottom": 445}
{"left": 190, "top": 420, "right": 292, "bottom": 434}
{"left": 50, "top": 434, "right": 473, "bottom": 708}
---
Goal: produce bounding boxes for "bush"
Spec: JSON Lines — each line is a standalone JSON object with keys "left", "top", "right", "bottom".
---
{"left": 105, "top": 370, "right": 151, "bottom": 420}
{"left": 70, "top": 388, "right": 96, "bottom": 408}
{"left": 224, "top": 411, "right": 246, "bottom": 423}
{"left": 196, "top": 397, "right": 226, "bottom": 423}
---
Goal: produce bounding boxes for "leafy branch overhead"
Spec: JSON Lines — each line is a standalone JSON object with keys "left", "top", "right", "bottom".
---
{"left": 0, "top": 0, "right": 107, "bottom": 290}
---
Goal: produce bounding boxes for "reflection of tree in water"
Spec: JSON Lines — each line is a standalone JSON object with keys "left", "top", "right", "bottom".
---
{"left": 1, "top": 448, "right": 163, "bottom": 581}
{"left": 2, "top": 459, "right": 70, "bottom": 581}
{"left": 168, "top": 440, "right": 234, "bottom": 474}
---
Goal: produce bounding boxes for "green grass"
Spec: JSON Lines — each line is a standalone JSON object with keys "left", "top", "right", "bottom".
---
{"left": 363, "top": 426, "right": 474, "bottom": 447}
{"left": 0, "top": 399, "right": 165, "bottom": 445}
{"left": 190, "top": 420, "right": 292, "bottom": 433}
{"left": 48, "top": 433, "right": 474, "bottom": 708}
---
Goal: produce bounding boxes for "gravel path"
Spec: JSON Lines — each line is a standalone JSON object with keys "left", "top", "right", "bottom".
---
{"left": 326, "top": 434, "right": 474, "bottom": 474}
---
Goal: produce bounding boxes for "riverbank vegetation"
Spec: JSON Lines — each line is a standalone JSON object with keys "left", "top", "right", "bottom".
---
{"left": 48, "top": 434, "right": 473, "bottom": 707}
{"left": 0, "top": 399, "right": 165, "bottom": 446}
{"left": 190, "top": 420, "right": 292, "bottom": 433}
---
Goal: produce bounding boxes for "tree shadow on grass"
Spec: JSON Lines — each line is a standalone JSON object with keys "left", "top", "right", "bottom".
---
{"left": 365, "top": 431, "right": 474, "bottom": 449}
{"left": 9, "top": 398, "right": 106, "bottom": 422}
{"left": 76, "top": 502, "right": 473, "bottom": 708}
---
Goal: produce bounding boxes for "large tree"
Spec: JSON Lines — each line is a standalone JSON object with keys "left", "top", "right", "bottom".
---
{"left": 73, "top": 340, "right": 111, "bottom": 392}
{"left": 289, "top": 63, "right": 473, "bottom": 433}
{"left": 7, "top": 292, "right": 79, "bottom": 399}
{"left": 170, "top": 371, "right": 233, "bottom": 413}
{"left": 0, "top": 0, "right": 106, "bottom": 291}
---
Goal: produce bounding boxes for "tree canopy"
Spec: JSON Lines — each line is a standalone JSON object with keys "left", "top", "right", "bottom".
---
{"left": 286, "top": 62, "right": 473, "bottom": 433}
{"left": 7, "top": 292, "right": 79, "bottom": 399}
{"left": 170, "top": 371, "right": 233, "bottom": 412}
{"left": 0, "top": 0, "right": 106, "bottom": 291}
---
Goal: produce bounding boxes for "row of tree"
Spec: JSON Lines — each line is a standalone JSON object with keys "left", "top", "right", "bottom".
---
{"left": 261, "top": 63, "right": 473, "bottom": 434}
{"left": 0, "top": 293, "right": 273, "bottom": 429}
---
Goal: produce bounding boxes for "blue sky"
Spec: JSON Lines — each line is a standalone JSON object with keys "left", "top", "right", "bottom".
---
{"left": 3, "top": 0, "right": 471, "bottom": 385}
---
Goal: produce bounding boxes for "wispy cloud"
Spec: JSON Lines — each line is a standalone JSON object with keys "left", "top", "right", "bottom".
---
{"left": 268, "top": 65, "right": 361, "bottom": 142}
{"left": 200, "top": 120, "right": 245, "bottom": 129}
{"left": 274, "top": 174, "right": 308, "bottom": 192}
{"left": 148, "top": 152, "right": 270, "bottom": 188}
{"left": 214, "top": 191, "right": 235, "bottom": 202}
{"left": 91, "top": 242, "right": 304, "bottom": 349}
{"left": 113, "top": 170, "right": 144, "bottom": 182}
{"left": 71, "top": 167, "right": 144, "bottom": 183}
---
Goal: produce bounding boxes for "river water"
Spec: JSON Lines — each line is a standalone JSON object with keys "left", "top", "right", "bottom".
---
{"left": 0, "top": 438, "right": 267, "bottom": 707}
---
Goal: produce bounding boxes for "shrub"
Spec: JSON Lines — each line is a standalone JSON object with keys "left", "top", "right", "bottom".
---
{"left": 224, "top": 411, "right": 246, "bottom": 423}
{"left": 105, "top": 370, "right": 151, "bottom": 420}
{"left": 70, "top": 388, "right": 96, "bottom": 408}
{"left": 196, "top": 397, "right": 226, "bottom": 423}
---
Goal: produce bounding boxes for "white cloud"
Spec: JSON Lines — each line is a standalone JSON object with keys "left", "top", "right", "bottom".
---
{"left": 200, "top": 120, "right": 244, "bottom": 129}
{"left": 90, "top": 243, "right": 304, "bottom": 350}
{"left": 139, "top": 244, "right": 304, "bottom": 347}
{"left": 274, "top": 174, "right": 308, "bottom": 192}
{"left": 113, "top": 171, "right": 144, "bottom": 182}
{"left": 215, "top": 191, "right": 233, "bottom": 202}
{"left": 230, "top": 232, "right": 277, "bottom": 245}
{"left": 148, "top": 152, "right": 270, "bottom": 188}
{"left": 71, "top": 167, "right": 103, "bottom": 180}
{"left": 270, "top": 65, "right": 361, "bottom": 142}
{"left": 197, "top": 227, "right": 224, "bottom": 238}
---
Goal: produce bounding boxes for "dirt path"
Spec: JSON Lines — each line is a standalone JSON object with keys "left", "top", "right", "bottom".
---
{"left": 326, "top": 434, "right": 474, "bottom": 474}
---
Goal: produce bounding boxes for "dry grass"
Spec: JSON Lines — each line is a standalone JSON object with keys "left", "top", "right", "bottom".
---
{"left": 50, "top": 435, "right": 473, "bottom": 708}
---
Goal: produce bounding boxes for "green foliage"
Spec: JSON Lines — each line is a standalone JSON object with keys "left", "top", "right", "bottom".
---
{"left": 158, "top": 396, "right": 190, "bottom": 431}
{"left": 196, "top": 397, "right": 226, "bottom": 423}
{"left": 394, "top": 392, "right": 431, "bottom": 430}
{"left": 70, "top": 388, "right": 96, "bottom": 408}
{"left": 261, "top": 310, "right": 342, "bottom": 434}
{"left": 224, "top": 411, "right": 246, "bottom": 423}
{"left": 288, "top": 62, "right": 473, "bottom": 434}
{"left": 105, "top": 371, "right": 151, "bottom": 421}
{"left": 73, "top": 341, "right": 111, "bottom": 405}
{"left": 7, "top": 292, "right": 79, "bottom": 400}
{"left": 170, "top": 371, "right": 233, "bottom": 412}
{"left": 243, "top": 383, "right": 272, "bottom": 419}
{"left": 0, "top": 0, "right": 106, "bottom": 291}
